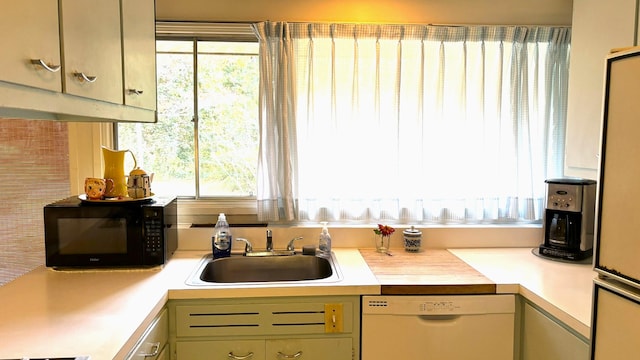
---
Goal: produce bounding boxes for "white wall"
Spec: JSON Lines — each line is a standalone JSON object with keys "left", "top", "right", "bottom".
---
{"left": 155, "top": 0, "right": 573, "bottom": 25}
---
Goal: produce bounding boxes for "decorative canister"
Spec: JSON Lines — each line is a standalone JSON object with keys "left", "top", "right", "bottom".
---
{"left": 403, "top": 226, "right": 422, "bottom": 252}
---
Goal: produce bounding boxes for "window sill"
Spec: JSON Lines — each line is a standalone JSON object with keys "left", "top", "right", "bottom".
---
{"left": 177, "top": 197, "right": 261, "bottom": 225}
{"left": 176, "top": 222, "right": 543, "bottom": 251}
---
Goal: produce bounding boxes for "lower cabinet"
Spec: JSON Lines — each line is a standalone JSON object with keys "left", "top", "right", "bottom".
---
{"left": 168, "top": 296, "right": 359, "bottom": 360}
{"left": 177, "top": 338, "right": 352, "bottom": 360}
{"left": 177, "top": 340, "right": 265, "bottom": 359}
{"left": 519, "top": 300, "right": 589, "bottom": 360}
{"left": 126, "top": 308, "right": 169, "bottom": 360}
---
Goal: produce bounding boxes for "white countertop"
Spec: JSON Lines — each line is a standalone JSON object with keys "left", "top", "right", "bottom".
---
{"left": 451, "top": 248, "right": 597, "bottom": 338}
{"left": 0, "top": 249, "right": 378, "bottom": 360}
{"left": 0, "top": 247, "right": 596, "bottom": 360}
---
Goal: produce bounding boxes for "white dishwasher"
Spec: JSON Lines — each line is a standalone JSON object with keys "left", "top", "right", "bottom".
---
{"left": 361, "top": 294, "right": 515, "bottom": 360}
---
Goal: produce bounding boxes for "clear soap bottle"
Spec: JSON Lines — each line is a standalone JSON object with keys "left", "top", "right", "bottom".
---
{"left": 318, "top": 221, "right": 332, "bottom": 258}
{"left": 212, "top": 213, "right": 232, "bottom": 259}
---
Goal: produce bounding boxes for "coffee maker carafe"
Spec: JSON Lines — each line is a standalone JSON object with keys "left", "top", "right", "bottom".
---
{"left": 540, "top": 178, "right": 596, "bottom": 261}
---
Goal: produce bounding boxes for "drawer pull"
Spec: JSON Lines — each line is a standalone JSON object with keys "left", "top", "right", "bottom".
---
{"left": 73, "top": 72, "right": 97, "bottom": 83}
{"left": 228, "top": 351, "right": 254, "bottom": 359}
{"left": 277, "top": 351, "right": 303, "bottom": 359}
{"left": 138, "top": 342, "right": 160, "bottom": 357}
{"left": 128, "top": 88, "right": 144, "bottom": 95}
{"left": 30, "top": 59, "right": 61, "bottom": 73}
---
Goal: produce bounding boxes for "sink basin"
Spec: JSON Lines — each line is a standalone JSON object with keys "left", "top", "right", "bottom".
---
{"left": 185, "top": 253, "right": 342, "bottom": 286}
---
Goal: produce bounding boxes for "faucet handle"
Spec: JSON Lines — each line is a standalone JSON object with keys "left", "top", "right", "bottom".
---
{"left": 286, "top": 236, "right": 304, "bottom": 252}
{"left": 236, "top": 238, "right": 253, "bottom": 254}
{"left": 266, "top": 229, "right": 273, "bottom": 251}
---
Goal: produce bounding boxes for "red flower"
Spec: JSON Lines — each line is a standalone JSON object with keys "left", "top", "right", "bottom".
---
{"left": 373, "top": 224, "right": 395, "bottom": 236}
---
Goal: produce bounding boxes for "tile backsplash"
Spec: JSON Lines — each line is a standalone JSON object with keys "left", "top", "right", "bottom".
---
{"left": 0, "top": 119, "right": 70, "bottom": 286}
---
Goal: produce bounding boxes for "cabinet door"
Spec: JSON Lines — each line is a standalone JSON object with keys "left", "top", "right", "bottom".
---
{"left": 176, "top": 340, "right": 266, "bottom": 360}
{"left": 0, "top": 0, "right": 61, "bottom": 92}
{"left": 592, "top": 283, "right": 640, "bottom": 360}
{"left": 121, "top": 0, "right": 157, "bottom": 110}
{"left": 156, "top": 345, "right": 168, "bottom": 360}
{"left": 564, "top": 0, "right": 637, "bottom": 173}
{"left": 266, "top": 338, "right": 352, "bottom": 360}
{"left": 126, "top": 308, "right": 169, "bottom": 360}
{"left": 596, "top": 52, "right": 640, "bottom": 284}
{"left": 521, "top": 302, "right": 589, "bottom": 360}
{"left": 59, "top": 0, "right": 123, "bottom": 104}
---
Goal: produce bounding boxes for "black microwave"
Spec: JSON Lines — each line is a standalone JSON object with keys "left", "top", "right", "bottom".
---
{"left": 44, "top": 195, "right": 177, "bottom": 268}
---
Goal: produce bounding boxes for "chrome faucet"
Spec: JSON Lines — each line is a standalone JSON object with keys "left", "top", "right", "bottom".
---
{"left": 236, "top": 238, "right": 253, "bottom": 254}
{"left": 236, "top": 235, "right": 302, "bottom": 256}
{"left": 286, "top": 236, "right": 304, "bottom": 252}
{"left": 266, "top": 229, "right": 273, "bottom": 251}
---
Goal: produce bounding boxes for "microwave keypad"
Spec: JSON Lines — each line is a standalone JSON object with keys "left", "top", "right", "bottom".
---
{"left": 144, "top": 214, "right": 163, "bottom": 253}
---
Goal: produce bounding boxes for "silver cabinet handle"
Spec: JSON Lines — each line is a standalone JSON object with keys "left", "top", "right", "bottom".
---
{"left": 128, "top": 88, "right": 144, "bottom": 95}
{"left": 30, "top": 59, "right": 61, "bottom": 73}
{"left": 138, "top": 342, "right": 160, "bottom": 357}
{"left": 277, "top": 351, "right": 303, "bottom": 359}
{"left": 73, "top": 72, "right": 97, "bottom": 83}
{"left": 228, "top": 351, "right": 254, "bottom": 359}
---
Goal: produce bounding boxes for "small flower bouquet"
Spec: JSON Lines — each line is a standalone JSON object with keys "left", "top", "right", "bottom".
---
{"left": 373, "top": 224, "right": 395, "bottom": 253}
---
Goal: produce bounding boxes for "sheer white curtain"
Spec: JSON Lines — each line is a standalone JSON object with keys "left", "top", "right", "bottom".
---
{"left": 253, "top": 22, "right": 570, "bottom": 224}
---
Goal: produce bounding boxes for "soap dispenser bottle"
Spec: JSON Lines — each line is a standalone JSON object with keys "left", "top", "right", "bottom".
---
{"left": 212, "top": 213, "right": 232, "bottom": 259}
{"left": 318, "top": 221, "right": 332, "bottom": 258}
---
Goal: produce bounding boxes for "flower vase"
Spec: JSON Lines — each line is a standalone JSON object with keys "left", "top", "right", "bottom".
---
{"left": 375, "top": 234, "right": 391, "bottom": 253}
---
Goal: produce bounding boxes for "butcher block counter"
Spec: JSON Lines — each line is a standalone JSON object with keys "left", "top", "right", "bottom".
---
{"left": 359, "top": 249, "right": 496, "bottom": 294}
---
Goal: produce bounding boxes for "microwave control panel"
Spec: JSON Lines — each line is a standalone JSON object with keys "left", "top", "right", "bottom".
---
{"left": 143, "top": 208, "right": 165, "bottom": 259}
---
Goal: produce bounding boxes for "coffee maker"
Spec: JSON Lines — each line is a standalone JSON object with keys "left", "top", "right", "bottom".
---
{"left": 539, "top": 178, "right": 597, "bottom": 261}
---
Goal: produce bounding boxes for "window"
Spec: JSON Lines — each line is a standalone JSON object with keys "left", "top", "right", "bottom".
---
{"left": 254, "top": 23, "right": 570, "bottom": 224}
{"left": 117, "top": 24, "right": 259, "bottom": 200}
{"left": 118, "top": 22, "right": 570, "bottom": 226}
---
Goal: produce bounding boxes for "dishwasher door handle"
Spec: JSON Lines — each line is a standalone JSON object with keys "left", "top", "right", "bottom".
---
{"left": 418, "top": 315, "right": 461, "bottom": 321}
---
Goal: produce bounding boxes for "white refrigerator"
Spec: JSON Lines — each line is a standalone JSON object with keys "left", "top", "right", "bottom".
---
{"left": 591, "top": 47, "right": 640, "bottom": 359}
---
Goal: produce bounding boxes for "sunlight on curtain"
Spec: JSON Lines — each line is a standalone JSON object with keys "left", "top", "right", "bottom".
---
{"left": 253, "top": 22, "right": 570, "bottom": 224}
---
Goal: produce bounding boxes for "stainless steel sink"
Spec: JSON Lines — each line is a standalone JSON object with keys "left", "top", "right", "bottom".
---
{"left": 185, "top": 253, "right": 342, "bottom": 286}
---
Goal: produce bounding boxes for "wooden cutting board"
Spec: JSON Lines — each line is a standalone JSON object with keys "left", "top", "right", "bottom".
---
{"left": 359, "top": 249, "right": 496, "bottom": 295}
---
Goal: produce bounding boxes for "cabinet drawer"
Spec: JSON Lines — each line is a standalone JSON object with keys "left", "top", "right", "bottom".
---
{"left": 176, "top": 302, "right": 353, "bottom": 337}
{"left": 176, "top": 338, "right": 352, "bottom": 360}
{"left": 177, "top": 340, "right": 265, "bottom": 360}
{"left": 127, "top": 308, "right": 169, "bottom": 360}
{"left": 267, "top": 338, "right": 353, "bottom": 360}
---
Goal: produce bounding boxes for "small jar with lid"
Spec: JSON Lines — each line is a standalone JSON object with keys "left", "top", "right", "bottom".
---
{"left": 403, "top": 226, "right": 422, "bottom": 252}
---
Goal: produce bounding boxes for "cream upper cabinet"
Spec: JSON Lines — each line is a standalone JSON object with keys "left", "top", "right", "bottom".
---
{"left": 564, "top": 0, "right": 637, "bottom": 176}
{"left": 122, "top": 0, "right": 157, "bottom": 110}
{"left": 59, "top": 0, "right": 123, "bottom": 104}
{"left": 0, "top": 0, "right": 62, "bottom": 92}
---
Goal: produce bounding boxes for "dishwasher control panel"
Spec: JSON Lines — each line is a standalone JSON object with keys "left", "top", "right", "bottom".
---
{"left": 362, "top": 295, "right": 515, "bottom": 316}
{"left": 421, "top": 300, "right": 460, "bottom": 313}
